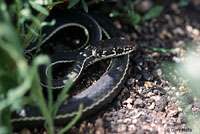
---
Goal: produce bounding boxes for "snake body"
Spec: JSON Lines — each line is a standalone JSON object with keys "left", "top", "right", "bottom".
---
{"left": 12, "top": 11, "right": 136, "bottom": 127}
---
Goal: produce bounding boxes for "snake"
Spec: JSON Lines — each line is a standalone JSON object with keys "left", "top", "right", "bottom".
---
{"left": 11, "top": 11, "right": 136, "bottom": 128}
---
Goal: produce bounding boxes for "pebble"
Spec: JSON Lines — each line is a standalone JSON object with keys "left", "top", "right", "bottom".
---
{"left": 186, "top": 25, "right": 193, "bottom": 33}
{"left": 95, "top": 119, "right": 104, "bottom": 127}
{"left": 117, "top": 124, "right": 127, "bottom": 132}
{"left": 136, "top": 129, "right": 145, "bottom": 134}
{"left": 117, "top": 119, "right": 123, "bottom": 123}
{"left": 155, "top": 97, "right": 168, "bottom": 112}
{"left": 173, "top": 27, "right": 185, "bottom": 35}
{"left": 113, "top": 21, "right": 122, "bottom": 29}
{"left": 118, "top": 112, "right": 124, "bottom": 119}
{"left": 178, "top": 107, "right": 183, "bottom": 112}
{"left": 132, "top": 119, "right": 138, "bottom": 124}
{"left": 179, "top": 85, "right": 185, "bottom": 91}
{"left": 127, "top": 103, "right": 133, "bottom": 109}
{"left": 95, "top": 127, "right": 104, "bottom": 134}
{"left": 193, "top": 28, "right": 200, "bottom": 37}
{"left": 124, "top": 118, "right": 132, "bottom": 124}
{"left": 134, "top": 99, "right": 145, "bottom": 108}
{"left": 142, "top": 70, "right": 154, "bottom": 81}
{"left": 144, "top": 81, "right": 152, "bottom": 88}
{"left": 142, "top": 125, "right": 151, "bottom": 130}
{"left": 149, "top": 102, "right": 155, "bottom": 110}
{"left": 127, "top": 78, "right": 135, "bottom": 85}
{"left": 172, "top": 56, "right": 182, "bottom": 62}
{"left": 117, "top": 100, "right": 122, "bottom": 107}
{"left": 166, "top": 104, "right": 178, "bottom": 117}
{"left": 135, "top": 0, "right": 153, "bottom": 13}
{"left": 128, "top": 124, "right": 137, "bottom": 132}
{"left": 146, "top": 92, "right": 154, "bottom": 97}
{"left": 156, "top": 69, "right": 162, "bottom": 76}
{"left": 151, "top": 95, "right": 161, "bottom": 101}
{"left": 192, "top": 107, "right": 198, "bottom": 112}
{"left": 127, "top": 98, "right": 133, "bottom": 104}
{"left": 174, "top": 16, "right": 183, "bottom": 25}
{"left": 19, "top": 129, "right": 31, "bottom": 134}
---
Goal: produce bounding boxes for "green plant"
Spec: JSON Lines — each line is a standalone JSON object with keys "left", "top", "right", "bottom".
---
{"left": 109, "top": 0, "right": 163, "bottom": 28}
{"left": 0, "top": 0, "right": 85, "bottom": 134}
{"left": 67, "top": 0, "right": 104, "bottom": 12}
{"left": 178, "top": 0, "right": 190, "bottom": 7}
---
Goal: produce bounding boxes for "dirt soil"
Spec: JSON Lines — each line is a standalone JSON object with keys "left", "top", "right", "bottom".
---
{"left": 68, "top": 1, "right": 200, "bottom": 134}
{"left": 18, "top": 1, "right": 200, "bottom": 134}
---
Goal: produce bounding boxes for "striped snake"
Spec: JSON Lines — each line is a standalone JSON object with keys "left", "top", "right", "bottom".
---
{"left": 12, "top": 11, "right": 136, "bottom": 128}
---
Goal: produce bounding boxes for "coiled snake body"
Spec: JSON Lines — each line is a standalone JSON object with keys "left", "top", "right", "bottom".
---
{"left": 12, "top": 11, "right": 136, "bottom": 127}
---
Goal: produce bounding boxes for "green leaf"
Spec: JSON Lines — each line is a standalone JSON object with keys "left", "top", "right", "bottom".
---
{"left": 128, "top": 12, "right": 141, "bottom": 27}
{"left": 68, "top": 0, "right": 80, "bottom": 9}
{"left": 48, "top": 1, "right": 64, "bottom": 10}
{"left": 33, "top": 0, "right": 53, "bottom": 5}
{"left": 29, "top": 1, "right": 49, "bottom": 16}
{"left": 143, "top": 6, "right": 163, "bottom": 20}
{"left": 109, "top": 12, "right": 121, "bottom": 17}
{"left": 150, "top": 47, "right": 174, "bottom": 53}
{"left": 81, "top": 0, "right": 88, "bottom": 13}
{"left": 178, "top": 0, "right": 189, "bottom": 7}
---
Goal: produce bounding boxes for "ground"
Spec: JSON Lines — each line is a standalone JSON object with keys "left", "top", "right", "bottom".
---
{"left": 18, "top": 1, "right": 200, "bottom": 134}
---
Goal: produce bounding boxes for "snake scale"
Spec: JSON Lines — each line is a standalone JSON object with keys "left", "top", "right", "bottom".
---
{"left": 11, "top": 11, "right": 136, "bottom": 128}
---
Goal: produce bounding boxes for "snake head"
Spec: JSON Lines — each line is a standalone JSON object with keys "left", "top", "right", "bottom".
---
{"left": 96, "top": 37, "right": 136, "bottom": 58}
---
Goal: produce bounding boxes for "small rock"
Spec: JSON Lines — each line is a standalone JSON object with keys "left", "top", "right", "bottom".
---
{"left": 185, "top": 104, "right": 193, "bottom": 112}
{"left": 116, "top": 100, "right": 122, "bottom": 107}
{"left": 174, "top": 16, "right": 183, "bottom": 25}
{"left": 149, "top": 102, "right": 155, "bottom": 110}
{"left": 127, "top": 78, "right": 135, "bottom": 85}
{"left": 95, "top": 127, "right": 104, "bottom": 134}
{"left": 117, "top": 124, "right": 127, "bottom": 132}
{"left": 127, "top": 103, "right": 133, "bottom": 109}
{"left": 113, "top": 21, "right": 122, "bottom": 29}
{"left": 124, "top": 118, "right": 132, "bottom": 124}
{"left": 173, "top": 27, "right": 185, "bottom": 36}
{"left": 142, "top": 70, "right": 154, "bottom": 81}
{"left": 186, "top": 25, "right": 193, "bottom": 33}
{"left": 142, "top": 124, "right": 151, "bottom": 130}
{"left": 179, "top": 85, "right": 185, "bottom": 91}
{"left": 134, "top": 99, "right": 145, "bottom": 108}
{"left": 117, "top": 119, "right": 123, "bottom": 123}
{"left": 193, "top": 28, "right": 200, "bottom": 37}
{"left": 20, "top": 129, "right": 31, "bottom": 134}
{"left": 146, "top": 92, "right": 154, "bottom": 97}
{"left": 144, "top": 81, "right": 152, "bottom": 88}
{"left": 95, "top": 119, "right": 104, "bottom": 127}
{"left": 172, "top": 56, "right": 182, "bottom": 63}
{"left": 136, "top": 129, "right": 145, "bottom": 134}
{"left": 136, "top": 0, "right": 153, "bottom": 13}
{"left": 132, "top": 119, "right": 138, "bottom": 124}
{"left": 156, "top": 69, "right": 162, "bottom": 76}
{"left": 155, "top": 97, "right": 168, "bottom": 111}
{"left": 192, "top": 107, "right": 198, "bottom": 112}
{"left": 128, "top": 124, "right": 137, "bottom": 132}
{"left": 151, "top": 95, "right": 161, "bottom": 101}
{"left": 118, "top": 112, "right": 124, "bottom": 118}
{"left": 127, "top": 98, "right": 133, "bottom": 104}
{"left": 166, "top": 104, "right": 178, "bottom": 117}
